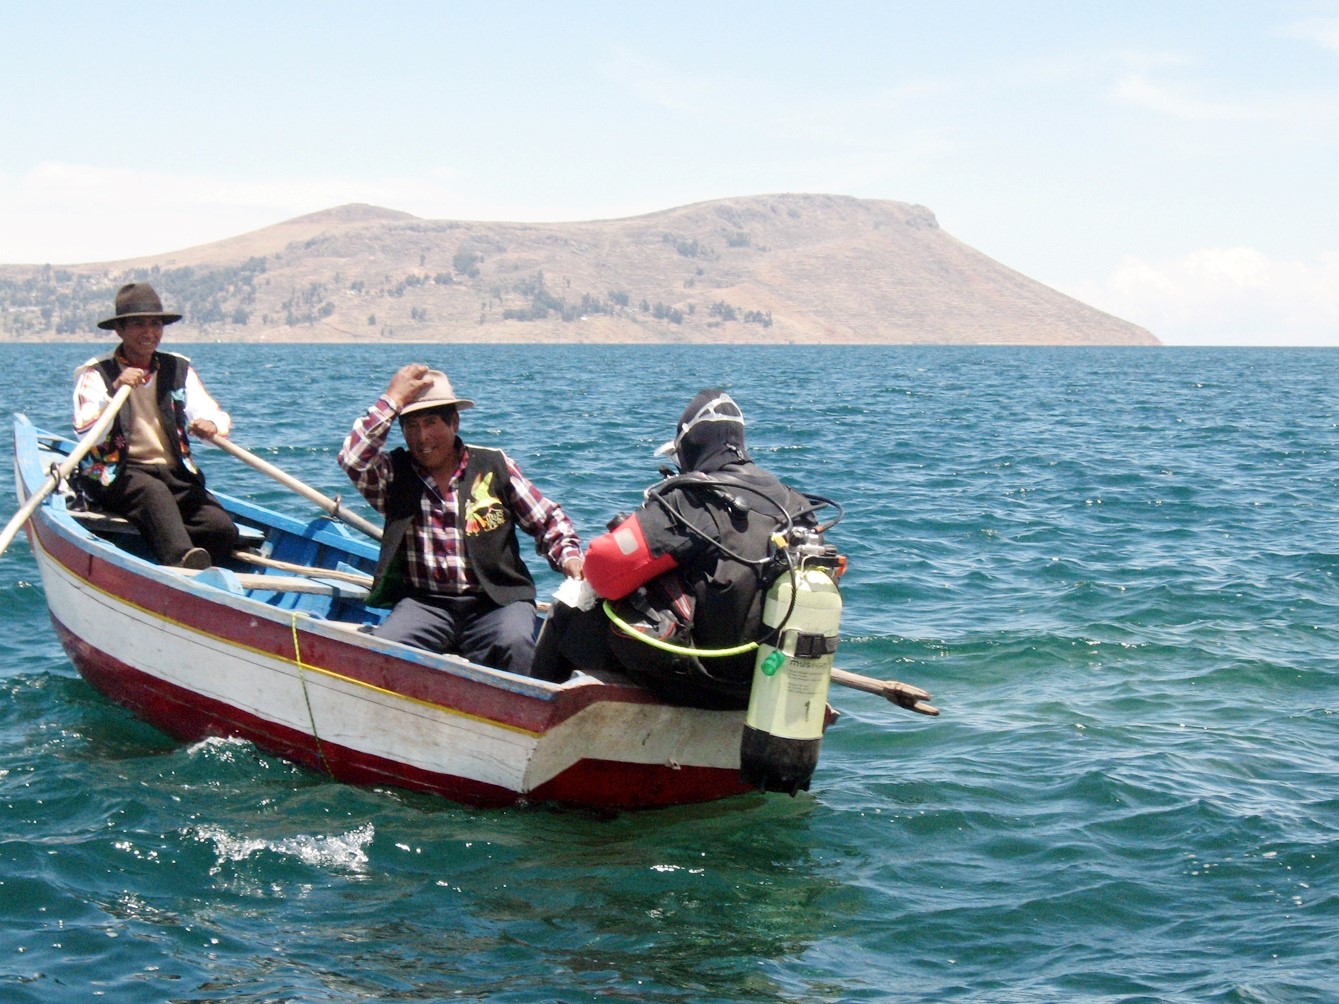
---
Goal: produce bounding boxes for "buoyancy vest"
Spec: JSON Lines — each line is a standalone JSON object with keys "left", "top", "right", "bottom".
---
{"left": 366, "top": 445, "right": 537, "bottom": 609}
{"left": 633, "top": 464, "right": 817, "bottom": 685}
{"left": 79, "top": 351, "right": 201, "bottom": 489}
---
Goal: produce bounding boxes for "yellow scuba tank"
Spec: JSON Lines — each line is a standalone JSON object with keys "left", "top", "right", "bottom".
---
{"left": 740, "top": 531, "right": 843, "bottom": 794}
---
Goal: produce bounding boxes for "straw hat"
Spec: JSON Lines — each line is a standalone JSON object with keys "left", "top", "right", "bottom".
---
{"left": 400, "top": 370, "right": 475, "bottom": 416}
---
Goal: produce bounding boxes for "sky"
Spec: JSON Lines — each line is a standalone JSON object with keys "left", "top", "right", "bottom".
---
{"left": 3, "top": 1, "right": 1338, "bottom": 346}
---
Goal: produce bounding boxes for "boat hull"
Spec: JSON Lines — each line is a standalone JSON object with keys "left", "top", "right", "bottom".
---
{"left": 13, "top": 418, "right": 754, "bottom": 810}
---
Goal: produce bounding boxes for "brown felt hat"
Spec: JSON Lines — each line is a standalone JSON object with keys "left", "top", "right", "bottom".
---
{"left": 399, "top": 370, "right": 475, "bottom": 417}
{"left": 97, "top": 282, "right": 182, "bottom": 330}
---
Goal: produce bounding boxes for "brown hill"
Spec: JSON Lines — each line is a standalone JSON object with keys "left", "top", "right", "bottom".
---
{"left": 0, "top": 194, "right": 1157, "bottom": 345}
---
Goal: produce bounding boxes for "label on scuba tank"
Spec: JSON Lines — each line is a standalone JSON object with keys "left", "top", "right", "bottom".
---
{"left": 745, "top": 566, "right": 842, "bottom": 741}
{"left": 745, "top": 650, "right": 834, "bottom": 739}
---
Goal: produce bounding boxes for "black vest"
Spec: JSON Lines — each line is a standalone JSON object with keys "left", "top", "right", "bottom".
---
{"left": 635, "top": 465, "right": 817, "bottom": 681}
{"left": 367, "top": 445, "right": 537, "bottom": 608}
{"left": 81, "top": 351, "right": 202, "bottom": 489}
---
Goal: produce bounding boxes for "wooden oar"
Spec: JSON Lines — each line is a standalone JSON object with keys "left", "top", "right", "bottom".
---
{"left": 0, "top": 385, "right": 133, "bottom": 560}
{"left": 215, "top": 550, "right": 939, "bottom": 713}
{"left": 831, "top": 667, "right": 939, "bottom": 716}
{"left": 203, "top": 434, "right": 383, "bottom": 541}
{"left": 231, "top": 548, "right": 374, "bottom": 586}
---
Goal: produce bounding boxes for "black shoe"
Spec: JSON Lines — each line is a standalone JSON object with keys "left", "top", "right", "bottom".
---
{"left": 178, "top": 547, "right": 211, "bottom": 570}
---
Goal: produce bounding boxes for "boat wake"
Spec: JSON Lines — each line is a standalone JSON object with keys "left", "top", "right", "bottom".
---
{"left": 190, "top": 821, "right": 375, "bottom": 875}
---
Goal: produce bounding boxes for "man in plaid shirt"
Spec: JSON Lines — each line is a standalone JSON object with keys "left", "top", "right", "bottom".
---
{"left": 339, "top": 364, "right": 583, "bottom": 675}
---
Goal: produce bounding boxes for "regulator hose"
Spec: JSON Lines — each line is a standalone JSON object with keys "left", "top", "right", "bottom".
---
{"left": 601, "top": 601, "right": 760, "bottom": 658}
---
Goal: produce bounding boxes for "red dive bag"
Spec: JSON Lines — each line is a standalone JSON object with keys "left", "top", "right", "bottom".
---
{"left": 584, "top": 513, "right": 679, "bottom": 600}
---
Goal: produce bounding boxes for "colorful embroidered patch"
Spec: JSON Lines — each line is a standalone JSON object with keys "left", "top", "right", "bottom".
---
{"left": 464, "top": 472, "right": 506, "bottom": 535}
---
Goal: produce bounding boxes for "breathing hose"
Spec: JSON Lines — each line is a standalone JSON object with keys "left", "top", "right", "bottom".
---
{"left": 601, "top": 600, "right": 760, "bottom": 658}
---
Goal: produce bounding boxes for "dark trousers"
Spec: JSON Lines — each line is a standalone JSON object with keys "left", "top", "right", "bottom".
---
{"left": 89, "top": 463, "right": 239, "bottom": 566}
{"left": 531, "top": 600, "right": 750, "bottom": 708}
{"left": 376, "top": 593, "right": 538, "bottom": 675}
{"left": 531, "top": 602, "right": 613, "bottom": 682}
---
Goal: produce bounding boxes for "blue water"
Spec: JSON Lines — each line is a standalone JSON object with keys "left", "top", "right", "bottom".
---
{"left": 2, "top": 343, "right": 1337, "bottom": 1003}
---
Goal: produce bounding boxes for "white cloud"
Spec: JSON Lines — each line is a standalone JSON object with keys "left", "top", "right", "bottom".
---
{"left": 0, "top": 162, "right": 466, "bottom": 265}
{"left": 1110, "top": 73, "right": 1269, "bottom": 121}
{"left": 1069, "top": 248, "right": 1339, "bottom": 346}
{"left": 1279, "top": 17, "right": 1339, "bottom": 55}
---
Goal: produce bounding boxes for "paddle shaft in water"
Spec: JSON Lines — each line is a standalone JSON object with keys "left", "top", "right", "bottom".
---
{"left": 830, "top": 667, "right": 939, "bottom": 715}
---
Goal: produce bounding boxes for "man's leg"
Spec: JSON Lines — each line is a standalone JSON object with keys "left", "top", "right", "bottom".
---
{"left": 166, "top": 468, "right": 240, "bottom": 564}
{"left": 108, "top": 466, "right": 195, "bottom": 565}
{"left": 374, "top": 594, "right": 460, "bottom": 653}
{"left": 530, "top": 602, "right": 613, "bottom": 682}
{"left": 459, "top": 599, "right": 539, "bottom": 674}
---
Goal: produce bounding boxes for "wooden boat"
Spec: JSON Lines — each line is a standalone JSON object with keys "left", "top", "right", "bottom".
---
{"left": 10, "top": 414, "right": 764, "bottom": 810}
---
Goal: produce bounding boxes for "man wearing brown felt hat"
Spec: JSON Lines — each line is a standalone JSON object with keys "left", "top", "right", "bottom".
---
{"left": 72, "top": 283, "right": 238, "bottom": 569}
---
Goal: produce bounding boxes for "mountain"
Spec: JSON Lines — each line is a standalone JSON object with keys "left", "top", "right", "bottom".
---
{"left": 0, "top": 194, "right": 1157, "bottom": 345}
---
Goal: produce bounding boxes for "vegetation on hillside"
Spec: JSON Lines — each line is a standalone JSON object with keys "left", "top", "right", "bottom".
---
{"left": 0, "top": 194, "right": 1158, "bottom": 345}
{"left": 0, "top": 259, "right": 269, "bottom": 337}
{"left": 0, "top": 255, "right": 773, "bottom": 339}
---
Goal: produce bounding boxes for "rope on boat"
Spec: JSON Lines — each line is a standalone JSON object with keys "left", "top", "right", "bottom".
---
{"left": 290, "top": 613, "right": 333, "bottom": 776}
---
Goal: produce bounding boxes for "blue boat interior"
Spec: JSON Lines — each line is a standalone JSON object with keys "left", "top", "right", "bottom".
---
{"left": 27, "top": 423, "right": 390, "bottom": 629}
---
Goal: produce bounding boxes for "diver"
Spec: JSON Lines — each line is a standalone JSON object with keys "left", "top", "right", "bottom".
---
{"left": 531, "top": 389, "right": 840, "bottom": 709}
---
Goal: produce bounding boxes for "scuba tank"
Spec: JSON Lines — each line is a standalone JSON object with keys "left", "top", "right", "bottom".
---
{"left": 588, "top": 468, "right": 847, "bottom": 792}
{"left": 739, "top": 528, "right": 843, "bottom": 794}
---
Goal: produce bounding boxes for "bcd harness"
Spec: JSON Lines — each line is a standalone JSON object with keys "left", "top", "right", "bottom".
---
{"left": 605, "top": 471, "right": 844, "bottom": 664}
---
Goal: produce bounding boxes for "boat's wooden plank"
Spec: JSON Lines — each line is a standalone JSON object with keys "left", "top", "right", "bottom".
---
{"left": 67, "top": 505, "right": 267, "bottom": 546}
{"left": 66, "top": 508, "right": 136, "bottom": 534}
{"left": 169, "top": 566, "right": 370, "bottom": 601}
{"left": 231, "top": 549, "right": 373, "bottom": 585}
{"left": 233, "top": 573, "right": 369, "bottom": 598}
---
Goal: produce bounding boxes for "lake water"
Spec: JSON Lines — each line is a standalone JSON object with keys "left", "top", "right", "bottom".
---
{"left": 2, "top": 342, "right": 1337, "bottom": 1002}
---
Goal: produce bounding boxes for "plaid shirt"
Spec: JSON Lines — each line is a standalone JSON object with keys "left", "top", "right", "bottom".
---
{"left": 338, "top": 395, "right": 581, "bottom": 596}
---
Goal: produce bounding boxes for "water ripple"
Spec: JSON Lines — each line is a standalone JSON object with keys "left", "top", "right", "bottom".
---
{"left": 3, "top": 345, "right": 1339, "bottom": 1002}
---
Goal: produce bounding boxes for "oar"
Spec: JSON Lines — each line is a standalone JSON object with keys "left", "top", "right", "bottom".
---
{"left": 831, "top": 667, "right": 939, "bottom": 716}
{"left": 230, "top": 548, "right": 374, "bottom": 586}
{"left": 202, "top": 433, "right": 383, "bottom": 541}
{"left": 0, "top": 385, "right": 134, "bottom": 559}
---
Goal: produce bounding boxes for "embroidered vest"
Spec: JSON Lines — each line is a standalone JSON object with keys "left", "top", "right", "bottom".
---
{"left": 366, "top": 445, "right": 537, "bottom": 609}
{"left": 79, "top": 351, "right": 201, "bottom": 489}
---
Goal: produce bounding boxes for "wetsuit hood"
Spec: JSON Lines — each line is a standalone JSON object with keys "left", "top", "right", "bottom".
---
{"left": 655, "top": 389, "right": 749, "bottom": 473}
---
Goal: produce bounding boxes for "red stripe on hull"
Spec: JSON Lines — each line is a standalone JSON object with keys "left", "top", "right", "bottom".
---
{"left": 37, "top": 523, "right": 668, "bottom": 735}
{"left": 41, "top": 529, "right": 553, "bottom": 731}
{"left": 52, "top": 617, "right": 751, "bottom": 810}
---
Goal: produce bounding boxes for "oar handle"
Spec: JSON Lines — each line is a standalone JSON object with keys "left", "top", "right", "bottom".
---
{"left": 0, "top": 385, "right": 133, "bottom": 559}
{"left": 831, "top": 667, "right": 939, "bottom": 716}
{"left": 203, "top": 434, "right": 384, "bottom": 541}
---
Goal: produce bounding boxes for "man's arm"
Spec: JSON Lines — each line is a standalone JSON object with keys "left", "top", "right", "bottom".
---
{"left": 183, "top": 366, "right": 231, "bottom": 439}
{"left": 503, "top": 457, "right": 584, "bottom": 578}
{"left": 583, "top": 510, "right": 679, "bottom": 599}
{"left": 337, "top": 396, "right": 401, "bottom": 514}
{"left": 73, "top": 363, "right": 112, "bottom": 434}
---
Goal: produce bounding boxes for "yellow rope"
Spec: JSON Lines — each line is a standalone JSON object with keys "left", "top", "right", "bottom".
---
{"left": 291, "top": 613, "right": 332, "bottom": 775}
